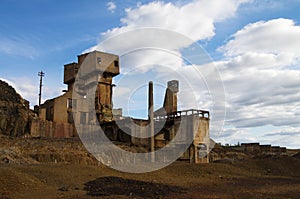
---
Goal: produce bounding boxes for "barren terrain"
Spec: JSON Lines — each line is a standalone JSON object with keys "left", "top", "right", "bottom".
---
{"left": 1, "top": 136, "right": 300, "bottom": 199}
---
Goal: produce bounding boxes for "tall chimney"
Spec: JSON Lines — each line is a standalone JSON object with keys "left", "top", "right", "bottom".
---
{"left": 148, "top": 81, "right": 155, "bottom": 162}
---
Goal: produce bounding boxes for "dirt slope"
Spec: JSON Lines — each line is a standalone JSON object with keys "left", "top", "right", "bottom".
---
{"left": 1, "top": 158, "right": 300, "bottom": 199}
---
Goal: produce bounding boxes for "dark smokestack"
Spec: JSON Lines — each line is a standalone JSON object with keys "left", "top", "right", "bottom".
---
{"left": 148, "top": 81, "right": 155, "bottom": 162}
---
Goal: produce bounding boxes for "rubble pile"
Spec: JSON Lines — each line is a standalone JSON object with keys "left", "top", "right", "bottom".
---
{"left": 0, "top": 135, "right": 98, "bottom": 165}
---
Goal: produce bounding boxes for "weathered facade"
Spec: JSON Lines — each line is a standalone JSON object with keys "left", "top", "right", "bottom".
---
{"left": 34, "top": 50, "right": 211, "bottom": 163}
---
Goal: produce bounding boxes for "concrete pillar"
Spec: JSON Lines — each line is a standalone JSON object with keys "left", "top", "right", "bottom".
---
{"left": 163, "top": 80, "right": 179, "bottom": 114}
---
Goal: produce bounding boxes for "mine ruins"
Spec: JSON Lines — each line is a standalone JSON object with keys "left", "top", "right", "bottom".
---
{"left": 30, "top": 51, "right": 211, "bottom": 163}
{"left": 0, "top": 51, "right": 291, "bottom": 165}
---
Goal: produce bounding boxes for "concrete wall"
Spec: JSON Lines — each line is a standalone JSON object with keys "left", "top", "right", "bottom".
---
{"left": 53, "top": 91, "right": 72, "bottom": 124}
{"left": 79, "top": 51, "right": 119, "bottom": 77}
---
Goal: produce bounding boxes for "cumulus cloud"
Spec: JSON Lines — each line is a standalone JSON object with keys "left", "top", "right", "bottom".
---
{"left": 107, "top": 2, "right": 116, "bottom": 13}
{"left": 220, "top": 18, "right": 300, "bottom": 57}
{"left": 214, "top": 18, "right": 300, "bottom": 147}
{"left": 102, "top": 0, "right": 246, "bottom": 40}
{"left": 88, "top": 0, "right": 248, "bottom": 65}
{"left": 87, "top": 1, "right": 299, "bottom": 147}
{"left": 116, "top": 0, "right": 247, "bottom": 41}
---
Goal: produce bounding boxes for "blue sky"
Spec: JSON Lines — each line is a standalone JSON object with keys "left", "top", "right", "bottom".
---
{"left": 1, "top": 0, "right": 300, "bottom": 148}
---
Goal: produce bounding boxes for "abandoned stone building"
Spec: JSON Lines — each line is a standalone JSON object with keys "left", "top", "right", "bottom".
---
{"left": 32, "top": 51, "right": 211, "bottom": 163}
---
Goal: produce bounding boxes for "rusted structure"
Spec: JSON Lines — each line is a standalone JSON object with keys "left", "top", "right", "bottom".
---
{"left": 33, "top": 51, "right": 210, "bottom": 163}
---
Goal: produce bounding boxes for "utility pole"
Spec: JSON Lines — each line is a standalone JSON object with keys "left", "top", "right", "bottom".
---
{"left": 38, "top": 71, "right": 45, "bottom": 114}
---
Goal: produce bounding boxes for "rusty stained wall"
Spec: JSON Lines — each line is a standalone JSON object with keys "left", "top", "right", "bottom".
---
{"left": 30, "top": 119, "right": 76, "bottom": 138}
{"left": 96, "top": 76, "right": 114, "bottom": 122}
{"left": 98, "top": 76, "right": 113, "bottom": 106}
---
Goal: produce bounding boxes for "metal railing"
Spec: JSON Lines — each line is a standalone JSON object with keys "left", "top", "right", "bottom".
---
{"left": 154, "top": 109, "right": 209, "bottom": 121}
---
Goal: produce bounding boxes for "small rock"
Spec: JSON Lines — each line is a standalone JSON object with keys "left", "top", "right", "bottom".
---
{"left": 1, "top": 157, "right": 10, "bottom": 164}
{"left": 58, "top": 186, "right": 69, "bottom": 192}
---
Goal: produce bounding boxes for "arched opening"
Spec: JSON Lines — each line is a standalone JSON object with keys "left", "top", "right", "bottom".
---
{"left": 104, "top": 127, "right": 117, "bottom": 141}
{"left": 117, "top": 128, "right": 131, "bottom": 143}
{"left": 162, "top": 128, "right": 171, "bottom": 141}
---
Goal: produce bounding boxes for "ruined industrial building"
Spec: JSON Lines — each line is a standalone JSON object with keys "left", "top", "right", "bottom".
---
{"left": 0, "top": 51, "right": 294, "bottom": 167}
{"left": 30, "top": 51, "right": 211, "bottom": 163}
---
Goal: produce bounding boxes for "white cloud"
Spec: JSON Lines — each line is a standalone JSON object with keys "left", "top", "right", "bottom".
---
{"left": 88, "top": 0, "right": 249, "bottom": 69}
{"left": 215, "top": 18, "right": 300, "bottom": 147}
{"left": 219, "top": 18, "right": 300, "bottom": 66}
{"left": 107, "top": 2, "right": 116, "bottom": 13}
{"left": 117, "top": 0, "right": 247, "bottom": 41}
{"left": 0, "top": 77, "right": 63, "bottom": 108}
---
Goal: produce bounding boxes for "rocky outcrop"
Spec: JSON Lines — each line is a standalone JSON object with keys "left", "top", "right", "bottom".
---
{"left": 0, "top": 80, "right": 31, "bottom": 136}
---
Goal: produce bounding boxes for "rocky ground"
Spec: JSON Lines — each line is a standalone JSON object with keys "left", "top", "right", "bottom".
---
{"left": 1, "top": 135, "right": 300, "bottom": 199}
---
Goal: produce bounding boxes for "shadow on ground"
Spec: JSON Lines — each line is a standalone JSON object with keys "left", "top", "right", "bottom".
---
{"left": 84, "top": 176, "right": 186, "bottom": 198}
